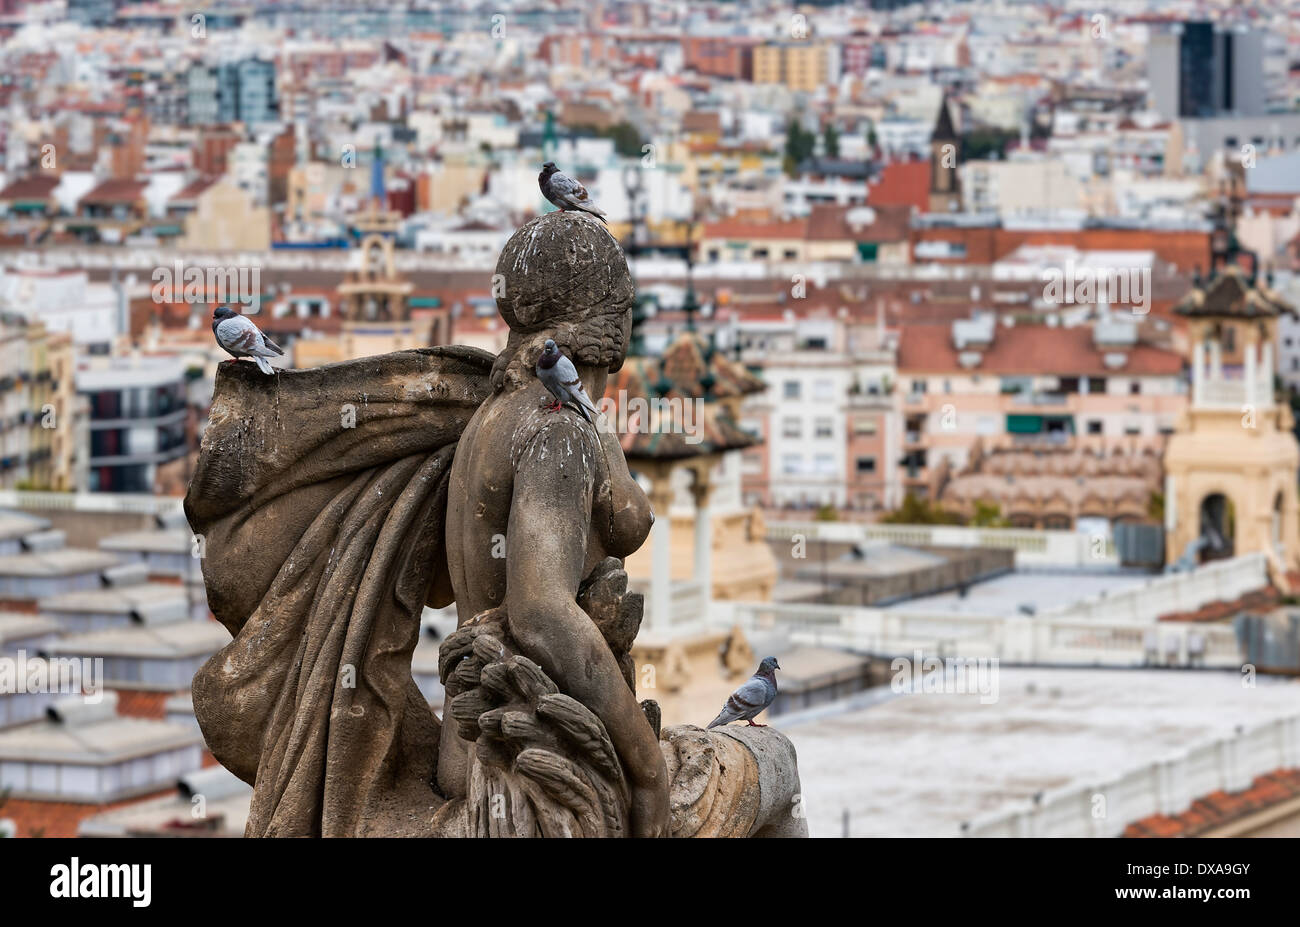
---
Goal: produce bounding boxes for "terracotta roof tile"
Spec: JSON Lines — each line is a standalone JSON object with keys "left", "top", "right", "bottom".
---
{"left": 897, "top": 323, "right": 1184, "bottom": 377}
{"left": 1124, "top": 769, "right": 1300, "bottom": 837}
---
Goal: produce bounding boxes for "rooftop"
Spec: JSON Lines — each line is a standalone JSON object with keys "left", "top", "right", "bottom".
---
{"left": 897, "top": 322, "right": 1183, "bottom": 377}
{"left": 43, "top": 619, "right": 230, "bottom": 660}
{"left": 0, "top": 547, "right": 120, "bottom": 578}
{"left": 0, "top": 692, "right": 202, "bottom": 766}
{"left": 785, "top": 667, "right": 1300, "bottom": 837}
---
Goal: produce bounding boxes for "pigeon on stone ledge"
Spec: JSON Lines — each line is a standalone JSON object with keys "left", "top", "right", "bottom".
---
{"left": 706, "top": 656, "right": 780, "bottom": 729}
{"left": 212, "top": 306, "right": 283, "bottom": 375}
{"left": 538, "top": 161, "right": 607, "bottom": 224}
{"left": 536, "top": 339, "right": 600, "bottom": 422}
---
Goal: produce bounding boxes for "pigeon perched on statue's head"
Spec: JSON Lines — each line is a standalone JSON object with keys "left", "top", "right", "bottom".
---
{"left": 535, "top": 338, "right": 600, "bottom": 422}
{"left": 706, "top": 657, "right": 780, "bottom": 730}
{"left": 538, "top": 162, "right": 607, "bottom": 224}
{"left": 211, "top": 306, "right": 284, "bottom": 376}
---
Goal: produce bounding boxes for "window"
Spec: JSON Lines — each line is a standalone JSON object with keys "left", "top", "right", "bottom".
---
{"left": 783, "top": 380, "right": 801, "bottom": 400}
{"left": 782, "top": 417, "right": 802, "bottom": 439}
{"left": 1129, "top": 381, "right": 1141, "bottom": 395}
{"left": 1087, "top": 376, "right": 1106, "bottom": 393}
{"left": 814, "top": 417, "right": 833, "bottom": 439}
{"left": 910, "top": 379, "right": 927, "bottom": 395}
{"left": 753, "top": 248, "right": 769, "bottom": 259}
{"left": 856, "top": 456, "right": 877, "bottom": 474}
{"left": 1087, "top": 420, "right": 1103, "bottom": 435}
{"left": 783, "top": 249, "right": 798, "bottom": 259}
{"left": 812, "top": 379, "right": 835, "bottom": 401}
{"left": 853, "top": 418, "right": 878, "bottom": 436}
{"left": 813, "top": 453, "right": 836, "bottom": 475}
{"left": 781, "top": 454, "right": 802, "bottom": 475}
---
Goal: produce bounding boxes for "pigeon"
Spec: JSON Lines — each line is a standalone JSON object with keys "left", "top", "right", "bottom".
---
{"left": 211, "top": 306, "right": 283, "bottom": 375}
{"left": 538, "top": 161, "right": 607, "bottom": 224}
{"left": 706, "top": 656, "right": 781, "bottom": 729}
{"left": 536, "top": 339, "right": 601, "bottom": 422}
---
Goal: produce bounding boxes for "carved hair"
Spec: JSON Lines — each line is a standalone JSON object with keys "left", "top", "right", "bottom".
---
{"left": 488, "top": 213, "right": 635, "bottom": 391}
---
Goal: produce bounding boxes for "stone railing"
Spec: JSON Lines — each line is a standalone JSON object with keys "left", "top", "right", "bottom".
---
{"left": 767, "top": 521, "right": 1119, "bottom": 568}
{"left": 1039, "top": 553, "right": 1268, "bottom": 623}
{"left": 715, "top": 601, "right": 1242, "bottom": 668}
{"left": 631, "top": 577, "right": 708, "bottom": 630}
{"left": 962, "top": 712, "right": 1300, "bottom": 837}
{"left": 0, "top": 490, "right": 184, "bottom": 518}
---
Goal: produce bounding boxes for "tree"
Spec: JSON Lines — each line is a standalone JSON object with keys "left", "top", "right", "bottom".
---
{"left": 880, "top": 493, "right": 962, "bottom": 525}
{"left": 823, "top": 123, "right": 840, "bottom": 159}
{"left": 971, "top": 500, "right": 1009, "bottom": 528}
{"left": 1147, "top": 491, "right": 1164, "bottom": 524}
{"left": 783, "top": 119, "right": 816, "bottom": 176}
{"left": 961, "top": 127, "right": 1019, "bottom": 161}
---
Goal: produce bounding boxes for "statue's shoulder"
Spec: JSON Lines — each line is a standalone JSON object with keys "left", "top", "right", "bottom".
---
{"left": 499, "top": 391, "right": 604, "bottom": 473}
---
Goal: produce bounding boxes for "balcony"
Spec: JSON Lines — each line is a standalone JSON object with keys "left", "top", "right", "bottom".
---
{"left": 1197, "top": 372, "right": 1274, "bottom": 410}
{"left": 1007, "top": 392, "right": 1071, "bottom": 409}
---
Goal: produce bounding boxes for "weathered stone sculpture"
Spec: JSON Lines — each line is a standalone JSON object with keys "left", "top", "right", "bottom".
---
{"left": 185, "top": 212, "right": 806, "bottom": 837}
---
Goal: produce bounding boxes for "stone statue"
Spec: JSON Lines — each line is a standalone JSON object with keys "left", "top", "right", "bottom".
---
{"left": 185, "top": 212, "right": 806, "bottom": 837}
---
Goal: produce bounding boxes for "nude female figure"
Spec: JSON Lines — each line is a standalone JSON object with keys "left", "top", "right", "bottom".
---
{"left": 437, "top": 213, "right": 669, "bottom": 837}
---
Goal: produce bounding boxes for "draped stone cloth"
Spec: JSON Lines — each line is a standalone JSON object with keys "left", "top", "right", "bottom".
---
{"left": 185, "top": 346, "right": 493, "bottom": 837}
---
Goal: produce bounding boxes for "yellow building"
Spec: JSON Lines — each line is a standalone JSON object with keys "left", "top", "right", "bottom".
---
{"left": 293, "top": 207, "right": 440, "bottom": 369}
{"left": 1164, "top": 267, "right": 1300, "bottom": 578}
{"left": 0, "top": 318, "right": 77, "bottom": 491}
{"left": 179, "top": 179, "right": 270, "bottom": 251}
{"left": 753, "top": 43, "right": 829, "bottom": 93}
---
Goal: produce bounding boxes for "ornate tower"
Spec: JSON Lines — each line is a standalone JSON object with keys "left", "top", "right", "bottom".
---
{"left": 928, "top": 92, "right": 961, "bottom": 214}
{"left": 1164, "top": 266, "right": 1299, "bottom": 576}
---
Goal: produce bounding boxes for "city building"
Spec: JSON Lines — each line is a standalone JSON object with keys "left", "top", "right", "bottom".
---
{"left": 76, "top": 355, "right": 191, "bottom": 493}
{"left": 1164, "top": 266, "right": 1299, "bottom": 573}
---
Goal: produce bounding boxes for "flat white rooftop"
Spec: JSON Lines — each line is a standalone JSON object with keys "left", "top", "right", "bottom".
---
{"left": 784, "top": 667, "right": 1300, "bottom": 837}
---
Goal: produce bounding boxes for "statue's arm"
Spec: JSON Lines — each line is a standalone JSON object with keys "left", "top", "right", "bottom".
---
{"left": 504, "top": 424, "right": 669, "bottom": 837}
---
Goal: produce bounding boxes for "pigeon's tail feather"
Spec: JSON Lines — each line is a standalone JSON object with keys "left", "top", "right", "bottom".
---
{"left": 254, "top": 355, "right": 275, "bottom": 376}
{"left": 571, "top": 388, "right": 600, "bottom": 422}
{"left": 577, "top": 204, "right": 607, "bottom": 224}
{"left": 705, "top": 708, "right": 733, "bottom": 730}
{"left": 263, "top": 335, "right": 285, "bottom": 355}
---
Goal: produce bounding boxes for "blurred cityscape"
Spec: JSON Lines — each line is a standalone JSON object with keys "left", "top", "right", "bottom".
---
{"left": 1, "top": 0, "right": 1300, "bottom": 839}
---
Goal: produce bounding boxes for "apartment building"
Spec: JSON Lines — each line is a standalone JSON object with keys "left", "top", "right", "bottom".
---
{"left": 752, "top": 43, "right": 830, "bottom": 93}
{"left": 738, "top": 316, "right": 902, "bottom": 513}
{"left": 76, "top": 355, "right": 191, "bottom": 493}
{"left": 0, "top": 316, "right": 78, "bottom": 491}
{"left": 895, "top": 315, "right": 1185, "bottom": 500}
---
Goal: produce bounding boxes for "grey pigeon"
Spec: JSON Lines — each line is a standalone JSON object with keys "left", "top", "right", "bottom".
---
{"left": 539, "top": 161, "right": 607, "bottom": 224}
{"left": 212, "top": 306, "right": 283, "bottom": 375}
{"left": 706, "top": 656, "right": 780, "bottom": 729}
{"left": 536, "top": 339, "right": 600, "bottom": 422}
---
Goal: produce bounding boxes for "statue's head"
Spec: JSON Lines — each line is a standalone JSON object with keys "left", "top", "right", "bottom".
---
{"left": 490, "top": 211, "right": 634, "bottom": 391}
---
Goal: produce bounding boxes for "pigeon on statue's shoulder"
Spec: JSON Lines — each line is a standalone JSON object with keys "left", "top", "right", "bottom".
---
{"left": 535, "top": 338, "right": 601, "bottom": 423}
